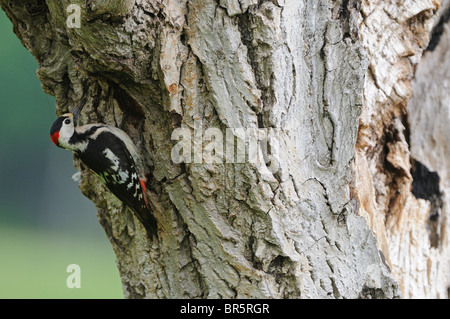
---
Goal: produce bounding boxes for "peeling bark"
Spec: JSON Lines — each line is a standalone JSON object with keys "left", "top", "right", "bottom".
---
{"left": 356, "top": 0, "right": 449, "bottom": 298}
{"left": 1, "top": 0, "right": 447, "bottom": 298}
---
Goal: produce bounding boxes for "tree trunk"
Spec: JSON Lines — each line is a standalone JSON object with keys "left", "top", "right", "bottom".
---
{"left": 1, "top": 0, "right": 447, "bottom": 298}
{"left": 355, "top": 0, "right": 450, "bottom": 298}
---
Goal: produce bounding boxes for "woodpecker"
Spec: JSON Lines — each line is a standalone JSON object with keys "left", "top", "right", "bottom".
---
{"left": 50, "top": 101, "right": 157, "bottom": 237}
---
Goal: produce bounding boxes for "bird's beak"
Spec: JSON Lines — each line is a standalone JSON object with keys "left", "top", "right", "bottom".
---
{"left": 72, "top": 97, "right": 87, "bottom": 124}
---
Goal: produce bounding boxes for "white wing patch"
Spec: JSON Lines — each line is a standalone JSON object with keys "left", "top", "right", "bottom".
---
{"left": 103, "top": 148, "right": 119, "bottom": 171}
{"left": 118, "top": 170, "right": 129, "bottom": 182}
{"left": 103, "top": 148, "right": 130, "bottom": 184}
{"left": 92, "top": 126, "right": 140, "bottom": 166}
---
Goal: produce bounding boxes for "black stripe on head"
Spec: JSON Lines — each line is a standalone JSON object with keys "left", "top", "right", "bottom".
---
{"left": 69, "top": 125, "right": 104, "bottom": 145}
{"left": 50, "top": 116, "right": 68, "bottom": 136}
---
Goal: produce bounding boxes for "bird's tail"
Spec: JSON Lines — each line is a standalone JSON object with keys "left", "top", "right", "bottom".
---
{"left": 130, "top": 203, "right": 158, "bottom": 239}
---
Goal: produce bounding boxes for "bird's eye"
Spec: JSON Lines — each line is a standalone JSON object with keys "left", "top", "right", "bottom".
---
{"left": 64, "top": 119, "right": 71, "bottom": 125}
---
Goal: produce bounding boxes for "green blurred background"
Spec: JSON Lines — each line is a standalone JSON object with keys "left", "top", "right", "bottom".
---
{"left": 0, "top": 11, "right": 123, "bottom": 298}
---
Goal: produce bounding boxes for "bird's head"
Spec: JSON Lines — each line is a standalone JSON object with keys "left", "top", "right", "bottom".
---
{"left": 50, "top": 99, "right": 84, "bottom": 150}
{"left": 50, "top": 113, "right": 76, "bottom": 149}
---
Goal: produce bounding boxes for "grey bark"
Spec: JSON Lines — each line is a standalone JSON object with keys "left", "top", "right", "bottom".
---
{"left": 2, "top": 0, "right": 446, "bottom": 298}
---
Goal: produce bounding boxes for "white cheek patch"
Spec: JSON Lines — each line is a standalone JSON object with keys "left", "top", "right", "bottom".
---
{"left": 58, "top": 124, "right": 73, "bottom": 147}
{"left": 58, "top": 123, "right": 88, "bottom": 152}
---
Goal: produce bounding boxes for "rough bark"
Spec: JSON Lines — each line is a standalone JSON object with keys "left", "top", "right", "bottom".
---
{"left": 1, "top": 0, "right": 447, "bottom": 298}
{"left": 355, "top": 0, "right": 450, "bottom": 298}
{"left": 404, "top": 0, "right": 450, "bottom": 298}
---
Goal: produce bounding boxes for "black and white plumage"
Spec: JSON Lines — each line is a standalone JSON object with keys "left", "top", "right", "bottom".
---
{"left": 50, "top": 110, "right": 157, "bottom": 237}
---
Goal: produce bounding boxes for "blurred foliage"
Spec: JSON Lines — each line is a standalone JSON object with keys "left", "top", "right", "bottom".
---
{"left": 0, "top": 11, "right": 123, "bottom": 298}
{"left": 0, "top": 225, "right": 123, "bottom": 298}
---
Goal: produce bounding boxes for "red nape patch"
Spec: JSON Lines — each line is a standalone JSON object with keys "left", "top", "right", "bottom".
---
{"left": 139, "top": 178, "right": 150, "bottom": 209}
{"left": 50, "top": 131, "right": 59, "bottom": 146}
